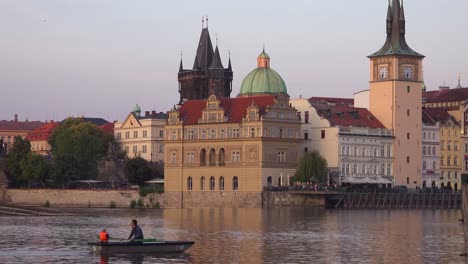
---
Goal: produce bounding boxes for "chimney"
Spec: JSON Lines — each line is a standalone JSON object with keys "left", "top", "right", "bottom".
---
{"left": 50, "top": 120, "right": 54, "bottom": 123}
{"left": 151, "top": 111, "right": 156, "bottom": 117}
{"left": 439, "top": 86, "right": 450, "bottom": 91}
{"left": 14, "top": 114, "right": 18, "bottom": 122}
{"left": 145, "top": 111, "right": 150, "bottom": 117}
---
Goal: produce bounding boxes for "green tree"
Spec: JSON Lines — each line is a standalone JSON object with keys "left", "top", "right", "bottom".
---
{"left": 6, "top": 136, "right": 31, "bottom": 187}
{"left": 293, "top": 150, "right": 328, "bottom": 183}
{"left": 49, "top": 118, "right": 109, "bottom": 186}
{"left": 20, "top": 153, "right": 51, "bottom": 188}
{"left": 125, "top": 157, "right": 152, "bottom": 186}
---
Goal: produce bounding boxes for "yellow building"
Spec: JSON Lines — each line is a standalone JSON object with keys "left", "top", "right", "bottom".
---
{"left": 25, "top": 122, "right": 59, "bottom": 156}
{"left": 368, "top": 0, "right": 423, "bottom": 188}
{"left": 114, "top": 105, "right": 167, "bottom": 163}
{"left": 164, "top": 51, "right": 301, "bottom": 208}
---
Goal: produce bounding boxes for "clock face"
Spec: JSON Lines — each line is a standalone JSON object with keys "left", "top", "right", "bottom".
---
{"left": 378, "top": 66, "right": 388, "bottom": 79}
{"left": 403, "top": 65, "right": 413, "bottom": 80}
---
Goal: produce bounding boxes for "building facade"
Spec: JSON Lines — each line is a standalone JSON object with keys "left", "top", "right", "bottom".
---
{"left": 178, "top": 20, "right": 233, "bottom": 103}
{"left": 114, "top": 105, "right": 168, "bottom": 163}
{"left": 368, "top": 0, "right": 424, "bottom": 188}
{"left": 290, "top": 98, "right": 394, "bottom": 185}
{"left": 0, "top": 115, "right": 44, "bottom": 152}
{"left": 25, "top": 121, "right": 59, "bottom": 156}
{"left": 165, "top": 51, "right": 301, "bottom": 208}
{"left": 421, "top": 111, "right": 441, "bottom": 187}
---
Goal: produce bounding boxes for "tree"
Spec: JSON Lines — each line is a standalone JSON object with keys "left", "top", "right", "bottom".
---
{"left": 49, "top": 118, "right": 108, "bottom": 186}
{"left": 20, "top": 153, "right": 51, "bottom": 188}
{"left": 293, "top": 150, "right": 328, "bottom": 183}
{"left": 125, "top": 157, "right": 153, "bottom": 186}
{"left": 6, "top": 136, "right": 31, "bottom": 187}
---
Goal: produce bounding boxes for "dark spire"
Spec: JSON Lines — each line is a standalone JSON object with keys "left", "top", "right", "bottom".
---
{"left": 192, "top": 26, "right": 215, "bottom": 70}
{"left": 369, "top": 0, "right": 424, "bottom": 58}
{"left": 209, "top": 44, "right": 224, "bottom": 69}
{"left": 228, "top": 50, "right": 232, "bottom": 71}
{"left": 179, "top": 52, "right": 183, "bottom": 72}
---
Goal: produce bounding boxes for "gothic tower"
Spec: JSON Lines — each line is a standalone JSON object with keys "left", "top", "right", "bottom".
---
{"left": 178, "top": 20, "right": 233, "bottom": 103}
{"left": 368, "top": 0, "right": 424, "bottom": 188}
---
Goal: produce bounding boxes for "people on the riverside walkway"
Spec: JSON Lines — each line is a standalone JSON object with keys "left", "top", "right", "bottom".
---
{"left": 99, "top": 228, "right": 109, "bottom": 244}
{"left": 128, "top": 219, "right": 144, "bottom": 243}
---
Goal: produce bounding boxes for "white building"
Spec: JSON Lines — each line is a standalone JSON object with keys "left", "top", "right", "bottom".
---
{"left": 114, "top": 105, "right": 167, "bottom": 163}
{"left": 422, "top": 110, "right": 441, "bottom": 187}
{"left": 290, "top": 97, "right": 394, "bottom": 186}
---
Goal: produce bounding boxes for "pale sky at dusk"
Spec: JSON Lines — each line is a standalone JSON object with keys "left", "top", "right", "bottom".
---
{"left": 1, "top": 0, "right": 467, "bottom": 122}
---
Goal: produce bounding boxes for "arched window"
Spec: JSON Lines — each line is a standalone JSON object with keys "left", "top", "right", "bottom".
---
{"left": 353, "top": 164, "right": 357, "bottom": 174}
{"left": 362, "top": 147, "right": 366, "bottom": 157}
{"left": 423, "top": 162, "right": 426, "bottom": 170}
{"left": 219, "top": 176, "right": 224, "bottom": 190}
{"left": 354, "top": 147, "right": 358, "bottom": 156}
{"left": 346, "top": 146, "right": 350, "bottom": 156}
{"left": 187, "top": 177, "right": 193, "bottom": 190}
{"left": 341, "top": 146, "right": 346, "bottom": 156}
{"left": 218, "top": 148, "right": 225, "bottom": 166}
{"left": 200, "top": 176, "right": 205, "bottom": 190}
{"left": 210, "top": 176, "right": 215, "bottom": 190}
{"left": 200, "top": 149, "right": 207, "bottom": 166}
{"left": 233, "top": 176, "right": 239, "bottom": 190}
{"left": 373, "top": 148, "right": 377, "bottom": 157}
{"left": 209, "top": 148, "right": 216, "bottom": 166}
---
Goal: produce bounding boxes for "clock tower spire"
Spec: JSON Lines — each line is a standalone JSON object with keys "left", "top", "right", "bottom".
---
{"left": 368, "top": 0, "right": 424, "bottom": 188}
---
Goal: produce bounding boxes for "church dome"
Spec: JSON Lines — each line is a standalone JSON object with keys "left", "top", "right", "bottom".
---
{"left": 239, "top": 50, "right": 287, "bottom": 96}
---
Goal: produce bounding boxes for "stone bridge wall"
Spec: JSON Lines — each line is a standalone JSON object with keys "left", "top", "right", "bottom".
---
{"left": 262, "top": 192, "right": 328, "bottom": 207}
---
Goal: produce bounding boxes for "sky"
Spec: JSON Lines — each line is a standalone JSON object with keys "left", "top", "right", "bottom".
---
{"left": 1, "top": 0, "right": 467, "bottom": 122}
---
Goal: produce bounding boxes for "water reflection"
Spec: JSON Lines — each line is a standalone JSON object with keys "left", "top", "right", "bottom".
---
{"left": 0, "top": 208, "right": 464, "bottom": 264}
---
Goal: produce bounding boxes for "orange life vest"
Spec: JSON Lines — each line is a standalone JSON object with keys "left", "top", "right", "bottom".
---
{"left": 99, "top": 231, "right": 109, "bottom": 242}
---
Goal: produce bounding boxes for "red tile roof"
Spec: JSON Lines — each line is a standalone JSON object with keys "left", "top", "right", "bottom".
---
{"left": 25, "top": 122, "right": 59, "bottom": 141}
{"left": 309, "top": 97, "right": 354, "bottom": 105}
{"left": 0, "top": 120, "right": 45, "bottom": 132}
{"left": 310, "top": 102, "right": 385, "bottom": 129}
{"left": 99, "top": 122, "right": 115, "bottom": 135}
{"left": 422, "top": 108, "right": 459, "bottom": 125}
{"left": 423, "top": 87, "right": 468, "bottom": 103}
{"left": 178, "top": 95, "right": 277, "bottom": 125}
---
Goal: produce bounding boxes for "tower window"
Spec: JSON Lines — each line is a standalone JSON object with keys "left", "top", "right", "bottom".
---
{"left": 407, "top": 86, "right": 411, "bottom": 93}
{"left": 407, "top": 133, "right": 410, "bottom": 140}
{"left": 407, "top": 109, "right": 410, "bottom": 116}
{"left": 407, "top": 156, "right": 410, "bottom": 164}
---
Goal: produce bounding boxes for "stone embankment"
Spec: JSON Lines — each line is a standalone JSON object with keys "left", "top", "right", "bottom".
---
{"left": 1, "top": 189, "right": 165, "bottom": 209}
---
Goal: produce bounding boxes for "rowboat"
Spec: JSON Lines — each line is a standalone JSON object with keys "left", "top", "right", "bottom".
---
{"left": 88, "top": 241, "right": 194, "bottom": 255}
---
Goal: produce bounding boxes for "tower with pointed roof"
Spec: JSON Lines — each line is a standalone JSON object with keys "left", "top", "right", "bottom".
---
{"left": 368, "top": 0, "right": 424, "bottom": 188}
{"left": 178, "top": 19, "right": 233, "bottom": 103}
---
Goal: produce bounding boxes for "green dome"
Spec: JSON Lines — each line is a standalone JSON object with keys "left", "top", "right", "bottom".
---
{"left": 239, "top": 50, "right": 287, "bottom": 96}
{"left": 239, "top": 68, "right": 287, "bottom": 95}
{"left": 132, "top": 104, "right": 141, "bottom": 114}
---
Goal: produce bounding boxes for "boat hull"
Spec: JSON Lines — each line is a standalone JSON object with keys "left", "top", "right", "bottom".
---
{"left": 88, "top": 241, "right": 194, "bottom": 255}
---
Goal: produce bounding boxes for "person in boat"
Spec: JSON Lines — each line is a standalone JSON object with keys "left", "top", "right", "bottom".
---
{"left": 99, "top": 228, "right": 109, "bottom": 244}
{"left": 128, "top": 219, "right": 144, "bottom": 243}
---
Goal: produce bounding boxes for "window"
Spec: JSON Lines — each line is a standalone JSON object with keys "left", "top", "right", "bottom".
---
{"left": 432, "top": 161, "right": 436, "bottom": 170}
{"left": 279, "top": 129, "right": 283, "bottom": 139}
{"left": 210, "top": 176, "right": 215, "bottom": 190}
{"left": 187, "top": 177, "right": 193, "bottom": 190}
{"left": 362, "top": 147, "right": 366, "bottom": 157}
{"left": 407, "top": 133, "right": 410, "bottom": 140}
{"left": 186, "top": 152, "right": 195, "bottom": 163}
{"left": 218, "top": 148, "right": 225, "bottom": 166}
{"left": 380, "top": 146, "right": 384, "bottom": 157}
{"left": 277, "top": 152, "right": 286, "bottom": 162}
{"left": 188, "top": 130, "right": 194, "bottom": 140}
{"left": 125, "top": 146, "right": 129, "bottom": 153}
{"left": 423, "top": 147, "right": 426, "bottom": 156}
{"left": 233, "top": 128, "right": 240, "bottom": 138}
{"left": 172, "top": 130, "right": 176, "bottom": 140}
{"left": 407, "top": 177, "right": 410, "bottom": 184}
{"left": 407, "top": 109, "right": 410, "bottom": 117}
{"left": 125, "top": 132, "right": 130, "bottom": 139}
{"left": 373, "top": 148, "right": 377, "bottom": 157}
{"left": 407, "top": 156, "right": 410, "bottom": 164}
{"left": 251, "top": 128, "right": 255, "bottom": 137}
{"left": 342, "top": 146, "right": 346, "bottom": 156}
{"left": 159, "top": 144, "right": 164, "bottom": 153}
{"left": 423, "top": 132, "right": 426, "bottom": 140}
{"left": 171, "top": 152, "right": 176, "bottom": 163}
{"left": 465, "top": 144, "right": 468, "bottom": 154}
{"left": 321, "top": 130, "right": 325, "bottom": 139}
{"left": 362, "top": 164, "right": 366, "bottom": 174}
{"left": 134, "top": 131, "right": 138, "bottom": 138}
{"left": 455, "top": 156, "right": 458, "bottom": 166}
{"left": 432, "top": 147, "right": 436, "bottom": 156}
{"left": 345, "top": 164, "right": 350, "bottom": 174}
{"left": 200, "top": 149, "right": 207, "bottom": 166}
{"left": 116, "top": 132, "right": 122, "bottom": 140}
{"left": 142, "top": 145, "right": 147, "bottom": 153}
{"left": 142, "top": 130, "right": 147, "bottom": 138}
{"left": 159, "top": 130, "right": 164, "bottom": 138}
{"left": 455, "top": 143, "right": 458, "bottom": 151}
{"left": 133, "top": 146, "right": 138, "bottom": 154}
{"left": 304, "top": 132, "right": 309, "bottom": 140}
{"left": 407, "top": 86, "right": 410, "bottom": 93}
{"left": 381, "top": 163, "right": 384, "bottom": 175}
{"left": 441, "top": 156, "right": 444, "bottom": 166}
{"left": 297, "top": 112, "right": 301, "bottom": 121}
{"left": 423, "top": 162, "right": 426, "bottom": 170}
{"left": 233, "top": 176, "right": 239, "bottom": 190}
{"left": 346, "top": 146, "right": 350, "bottom": 156}
{"left": 448, "top": 172, "right": 451, "bottom": 179}
{"left": 341, "top": 164, "right": 345, "bottom": 174}
{"left": 305, "top": 111, "right": 309, "bottom": 124}
{"left": 200, "top": 177, "right": 205, "bottom": 190}
{"left": 353, "top": 164, "right": 357, "bottom": 174}
{"left": 386, "top": 164, "right": 391, "bottom": 176}
{"left": 201, "top": 130, "right": 206, "bottom": 139}
{"left": 219, "top": 177, "right": 224, "bottom": 191}
{"left": 232, "top": 151, "right": 240, "bottom": 162}
{"left": 354, "top": 147, "right": 358, "bottom": 156}
{"left": 210, "top": 130, "right": 216, "bottom": 139}
{"left": 374, "top": 165, "right": 377, "bottom": 174}
{"left": 447, "top": 156, "right": 451, "bottom": 166}
{"left": 220, "top": 129, "right": 225, "bottom": 139}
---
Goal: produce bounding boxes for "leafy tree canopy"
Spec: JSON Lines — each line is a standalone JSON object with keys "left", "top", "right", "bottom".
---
{"left": 125, "top": 157, "right": 153, "bottom": 186}
{"left": 293, "top": 150, "right": 328, "bottom": 183}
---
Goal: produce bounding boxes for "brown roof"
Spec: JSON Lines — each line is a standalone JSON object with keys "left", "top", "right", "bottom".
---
{"left": 422, "top": 108, "right": 459, "bottom": 125}
{"left": 0, "top": 120, "right": 45, "bottom": 132}
{"left": 309, "top": 97, "right": 354, "bottom": 105}
{"left": 423, "top": 87, "right": 468, "bottom": 103}
{"left": 25, "top": 122, "right": 59, "bottom": 141}
{"left": 310, "top": 102, "right": 385, "bottom": 129}
{"left": 178, "top": 95, "right": 277, "bottom": 125}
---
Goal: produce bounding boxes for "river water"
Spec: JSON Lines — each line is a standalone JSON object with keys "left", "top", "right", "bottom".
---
{"left": 0, "top": 208, "right": 465, "bottom": 264}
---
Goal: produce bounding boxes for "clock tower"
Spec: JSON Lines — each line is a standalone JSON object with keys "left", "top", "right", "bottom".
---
{"left": 368, "top": 0, "right": 424, "bottom": 188}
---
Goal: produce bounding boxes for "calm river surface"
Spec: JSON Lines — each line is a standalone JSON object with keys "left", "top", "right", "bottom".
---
{"left": 0, "top": 208, "right": 465, "bottom": 264}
